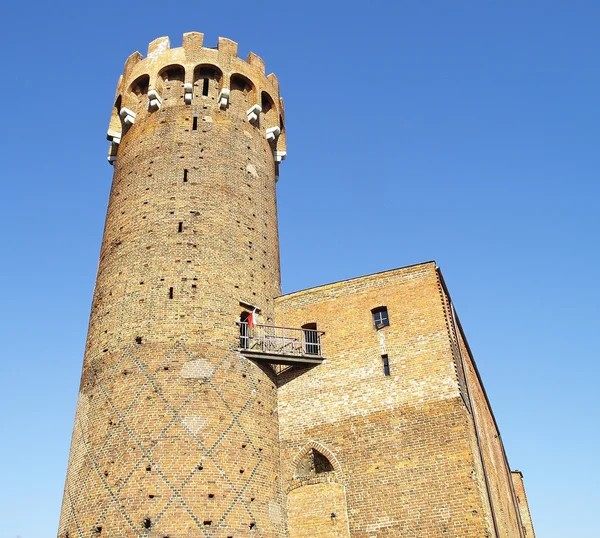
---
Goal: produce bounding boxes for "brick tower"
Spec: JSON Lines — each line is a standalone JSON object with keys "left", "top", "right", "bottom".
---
{"left": 59, "top": 33, "right": 288, "bottom": 537}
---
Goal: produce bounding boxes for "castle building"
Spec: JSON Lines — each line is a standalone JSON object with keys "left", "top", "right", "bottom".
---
{"left": 58, "top": 33, "right": 536, "bottom": 538}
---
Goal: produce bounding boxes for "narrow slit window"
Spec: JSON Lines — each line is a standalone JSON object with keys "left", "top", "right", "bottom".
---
{"left": 372, "top": 306, "right": 390, "bottom": 329}
{"left": 192, "top": 116, "right": 198, "bottom": 131}
{"left": 178, "top": 222, "right": 183, "bottom": 233}
{"left": 202, "top": 78, "right": 209, "bottom": 96}
{"left": 382, "top": 354, "right": 391, "bottom": 376}
{"left": 183, "top": 169, "right": 188, "bottom": 182}
{"left": 169, "top": 287, "right": 174, "bottom": 299}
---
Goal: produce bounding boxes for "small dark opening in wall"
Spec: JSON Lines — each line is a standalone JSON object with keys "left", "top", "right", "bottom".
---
{"left": 192, "top": 116, "right": 198, "bottom": 131}
{"left": 202, "top": 78, "right": 209, "bottom": 96}
{"left": 382, "top": 354, "right": 391, "bottom": 376}
{"left": 169, "top": 287, "right": 174, "bottom": 299}
{"left": 135, "top": 336, "right": 142, "bottom": 344}
{"left": 208, "top": 493, "right": 214, "bottom": 498}
{"left": 249, "top": 522, "right": 256, "bottom": 529}
{"left": 143, "top": 518, "right": 151, "bottom": 529}
{"left": 197, "top": 465, "right": 203, "bottom": 470}
{"left": 94, "top": 526, "right": 102, "bottom": 534}
{"left": 313, "top": 450, "right": 334, "bottom": 474}
{"left": 178, "top": 222, "right": 183, "bottom": 233}
{"left": 183, "top": 169, "right": 188, "bottom": 182}
{"left": 146, "top": 465, "right": 151, "bottom": 472}
{"left": 149, "top": 494, "right": 155, "bottom": 499}
{"left": 203, "top": 520, "right": 212, "bottom": 526}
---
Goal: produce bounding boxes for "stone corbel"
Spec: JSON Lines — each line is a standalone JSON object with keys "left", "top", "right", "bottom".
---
{"left": 266, "top": 126, "right": 281, "bottom": 142}
{"left": 218, "top": 88, "right": 230, "bottom": 109}
{"left": 119, "top": 107, "right": 136, "bottom": 128}
{"left": 247, "top": 104, "right": 262, "bottom": 124}
{"left": 184, "top": 83, "right": 193, "bottom": 105}
{"left": 107, "top": 129, "right": 121, "bottom": 145}
{"left": 107, "top": 142, "right": 118, "bottom": 165}
{"left": 148, "top": 90, "right": 163, "bottom": 111}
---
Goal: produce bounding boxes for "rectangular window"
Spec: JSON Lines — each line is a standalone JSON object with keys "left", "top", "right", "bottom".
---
{"left": 372, "top": 307, "right": 390, "bottom": 329}
{"left": 202, "top": 78, "right": 209, "bottom": 96}
{"left": 192, "top": 117, "right": 198, "bottom": 131}
{"left": 382, "top": 354, "right": 390, "bottom": 376}
{"left": 178, "top": 222, "right": 183, "bottom": 233}
{"left": 183, "top": 169, "right": 188, "bottom": 182}
{"left": 169, "top": 287, "right": 174, "bottom": 299}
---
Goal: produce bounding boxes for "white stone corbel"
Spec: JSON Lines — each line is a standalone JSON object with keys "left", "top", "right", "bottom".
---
{"left": 247, "top": 104, "right": 262, "bottom": 124}
{"left": 148, "top": 89, "right": 163, "bottom": 111}
{"left": 266, "top": 126, "right": 281, "bottom": 142}
{"left": 218, "top": 88, "right": 230, "bottom": 109}
{"left": 107, "top": 129, "right": 122, "bottom": 145}
{"left": 184, "top": 83, "right": 193, "bottom": 105}
{"left": 274, "top": 150, "right": 287, "bottom": 163}
{"left": 107, "top": 142, "right": 118, "bottom": 165}
{"left": 119, "top": 107, "right": 136, "bottom": 127}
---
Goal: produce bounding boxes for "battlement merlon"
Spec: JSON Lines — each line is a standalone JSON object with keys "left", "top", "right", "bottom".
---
{"left": 113, "top": 33, "right": 283, "bottom": 117}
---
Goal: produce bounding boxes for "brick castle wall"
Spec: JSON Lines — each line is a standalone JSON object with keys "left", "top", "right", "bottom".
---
{"left": 275, "top": 263, "right": 502, "bottom": 537}
{"left": 511, "top": 472, "right": 536, "bottom": 537}
{"left": 455, "top": 320, "right": 524, "bottom": 537}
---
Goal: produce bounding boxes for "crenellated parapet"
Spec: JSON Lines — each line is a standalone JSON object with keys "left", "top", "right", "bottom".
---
{"left": 106, "top": 33, "right": 286, "bottom": 167}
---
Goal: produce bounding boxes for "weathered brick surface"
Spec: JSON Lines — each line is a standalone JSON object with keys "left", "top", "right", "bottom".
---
{"left": 275, "top": 263, "right": 527, "bottom": 537}
{"left": 511, "top": 472, "right": 536, "bottom": 537}
{"left": 287, "top": 482, "right": 350, "bottom": 538}
{"left": 60, "top": 32, "right": 534, "bottom": 538}
{"left": 456, "top": 323, "right": 524, "bottom": 537}
{"left": 59, "top": 34, "right": 287, "bottom": 538}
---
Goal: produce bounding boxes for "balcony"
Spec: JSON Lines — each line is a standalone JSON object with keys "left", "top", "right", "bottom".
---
{"left": 237, "top": 322, "right": 325, "bottom": 366}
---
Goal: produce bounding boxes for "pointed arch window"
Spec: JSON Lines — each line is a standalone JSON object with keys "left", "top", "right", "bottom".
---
{"left": 293, "top": 449, "right": 334, "bottom": 479}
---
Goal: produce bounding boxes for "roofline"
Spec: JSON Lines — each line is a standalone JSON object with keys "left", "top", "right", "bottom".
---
{"left": 436, "top": 267, "right": 509, "bottom": 457}
{"left": 277, "top": 260, "right": 437, "bottom": 300}
{"left": 436, "top": 266, "right": 524, "bottom": 533}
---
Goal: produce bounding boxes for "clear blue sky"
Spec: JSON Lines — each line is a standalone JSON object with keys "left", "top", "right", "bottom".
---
{"left": 1, "top": 1, "right": 598, "bottom": 537}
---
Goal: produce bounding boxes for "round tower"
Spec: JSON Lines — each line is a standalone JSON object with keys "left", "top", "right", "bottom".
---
{"left": 59, "top": 33, "right": 288, "bottom": 538}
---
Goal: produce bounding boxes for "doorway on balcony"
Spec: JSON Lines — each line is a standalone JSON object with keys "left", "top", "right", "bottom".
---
{"left": 239, "top": 311, "right": 250, "bottom": 349}
{"left": 302, "top": 323, "right": 319, "bottom": 355}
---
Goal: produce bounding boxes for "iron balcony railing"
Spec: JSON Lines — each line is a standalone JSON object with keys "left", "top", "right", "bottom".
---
{"left": 237, "top": 322, "right": 324, "bottom": 358}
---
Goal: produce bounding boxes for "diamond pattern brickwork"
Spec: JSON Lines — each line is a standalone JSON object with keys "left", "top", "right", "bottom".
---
{"left": 59, "top": 341, "right": 284, "bottom": 538}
